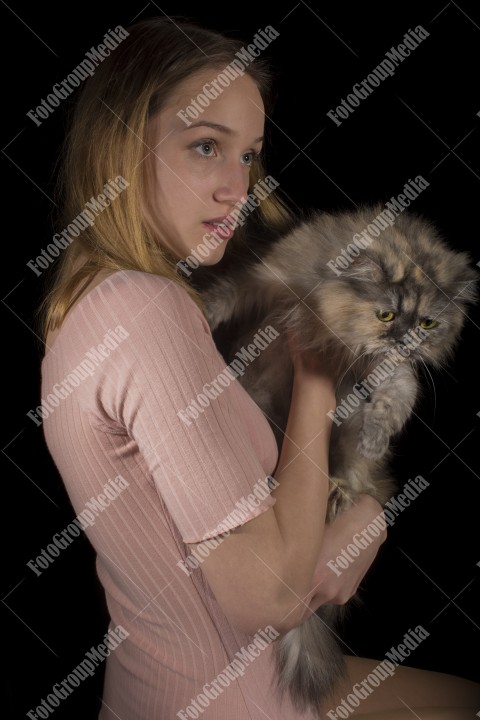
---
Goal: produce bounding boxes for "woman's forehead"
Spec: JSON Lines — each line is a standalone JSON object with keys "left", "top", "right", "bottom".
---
{"left": 159, "top": 69, "right": 265, "bottom": 134}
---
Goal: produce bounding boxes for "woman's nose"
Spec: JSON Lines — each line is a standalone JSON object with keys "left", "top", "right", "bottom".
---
{"left": 212, "top": 161, "right": 249, "bottom": 207}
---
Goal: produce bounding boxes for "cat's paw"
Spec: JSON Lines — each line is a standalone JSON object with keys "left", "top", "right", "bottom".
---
{"left": 357, "top": 424, "right": 390, "bottom": 459}
{"left": 328, "top": 478, "right": 354, "bottom": 519}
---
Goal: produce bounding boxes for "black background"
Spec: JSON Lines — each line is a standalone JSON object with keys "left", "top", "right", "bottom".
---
{"left": 3, "top": 2, "right": 479, "bottom": 718}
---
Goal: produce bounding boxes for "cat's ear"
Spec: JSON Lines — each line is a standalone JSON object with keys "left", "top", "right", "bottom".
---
{"left": 346, "top": 253, "right": 384, "bottom": 282}
{"left": 453, "top": 276, "right": 478, "bottom": 305}
{"left": 450, "top": 253, "right": 478, "bottom": 305}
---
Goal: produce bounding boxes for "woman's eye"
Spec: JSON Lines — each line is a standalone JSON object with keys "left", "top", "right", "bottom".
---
{"left": 241, "top": 151, "right": 261, "bottom": 166}
{"left": 192, "top": 141, "right": 261, "bottom": 165}
{"left": 420, "top": 317, "right": 437, "bottom": 329}
{"left": 377, "top": 310, "right": 395, "bottom": 322}
{"left": 194, "top": 141, "right": 216, "bottom": 158}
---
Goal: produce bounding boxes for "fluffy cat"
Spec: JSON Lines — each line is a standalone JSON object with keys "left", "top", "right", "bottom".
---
{"left": 199, "top": 204, "right": 477, "bottom": 716}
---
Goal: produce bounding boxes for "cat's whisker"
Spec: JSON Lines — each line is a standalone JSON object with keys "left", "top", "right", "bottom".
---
{"left": 419, "top": 358, "right": 437, "bottom": 419}
{"left": 337, "top": 349, "right": 370, "bottom": 387}
{"left": 421, "top": 348, "right": 456, "bottom": 383}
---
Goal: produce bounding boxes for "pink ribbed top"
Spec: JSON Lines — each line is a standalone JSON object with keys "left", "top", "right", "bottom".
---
{"left": 41, "top": 270, "right": 316, "bottom": 719}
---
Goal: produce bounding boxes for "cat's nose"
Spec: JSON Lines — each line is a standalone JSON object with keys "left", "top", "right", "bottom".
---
{"left": 391, "top": 318, "right": 416, "bottom": 340}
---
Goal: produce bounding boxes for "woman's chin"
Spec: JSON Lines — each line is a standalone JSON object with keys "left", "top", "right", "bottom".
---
{"left": 199, "top": 247, "right": 227, "bottom": 267}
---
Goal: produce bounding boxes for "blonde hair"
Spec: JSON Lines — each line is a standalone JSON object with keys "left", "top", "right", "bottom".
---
{"left": 38, "top": 16, "right": 292, "bottom": 344}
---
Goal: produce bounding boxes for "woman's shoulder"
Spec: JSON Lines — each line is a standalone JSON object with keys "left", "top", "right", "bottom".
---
{"left": 95, "top": 269, "right": 190, "bottom": 300}
{"left": 44, "top": 270, "right": 205, "bottom": 362}
{"left": 69, "top": 268, "right": 199, "bottom": 321}
{"left": 93, "top": 270, "right": 203, "bottom": 323}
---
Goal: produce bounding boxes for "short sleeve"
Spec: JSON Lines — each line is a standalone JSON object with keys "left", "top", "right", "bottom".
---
{"left": 85, "top": 270, "right": 278, "bottom": 544}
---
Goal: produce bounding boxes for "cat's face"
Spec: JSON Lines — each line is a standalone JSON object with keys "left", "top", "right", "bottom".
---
{"left": 315, "top": 213, "right": 477, "bottom": 367}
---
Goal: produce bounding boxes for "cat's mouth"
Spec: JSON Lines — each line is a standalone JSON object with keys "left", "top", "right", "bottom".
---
{"left": 365, "top": 344, "right": 410, "bottom": 361}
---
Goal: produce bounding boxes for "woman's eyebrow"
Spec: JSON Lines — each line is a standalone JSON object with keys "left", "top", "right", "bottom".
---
{"left": 179, "top": 120, "right": 263, "bottom": 143}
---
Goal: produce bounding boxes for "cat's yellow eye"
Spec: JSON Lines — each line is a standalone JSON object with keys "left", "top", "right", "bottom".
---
{"left": 377, "top": 310, "right": 395, "bottom": 322}
{"left": 420, "top": 318, "right": 437, "bottom": 329}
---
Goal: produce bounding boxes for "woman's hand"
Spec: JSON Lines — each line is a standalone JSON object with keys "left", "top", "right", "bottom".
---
{"left": 287, "top": 329, "right": 342, "bottom": 388}
{"left": 306, "top": 493, "right": 387, "bottom": 611}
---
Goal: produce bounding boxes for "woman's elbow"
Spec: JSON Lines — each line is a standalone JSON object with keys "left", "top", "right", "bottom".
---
{"left": 223, "top": 585, "right": 309, "bottom": 636}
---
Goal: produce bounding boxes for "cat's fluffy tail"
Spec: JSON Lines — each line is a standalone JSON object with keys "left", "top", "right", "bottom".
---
{"left": 275, "top": 609, "right": 346, "bottom": 716}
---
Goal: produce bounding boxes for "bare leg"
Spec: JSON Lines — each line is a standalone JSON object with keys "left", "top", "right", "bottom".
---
{"left": 320, "top": 656, "right": 480, "bottom": 716}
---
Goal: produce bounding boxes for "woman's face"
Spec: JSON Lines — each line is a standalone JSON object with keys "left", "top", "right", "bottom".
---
{"left": 144, "top": 68, "right": 265, "bottom": 264}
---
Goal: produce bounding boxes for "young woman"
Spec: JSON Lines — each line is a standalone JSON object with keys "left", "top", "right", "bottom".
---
{"left": 39, "top": 16, "right": 480, "bottom": 719}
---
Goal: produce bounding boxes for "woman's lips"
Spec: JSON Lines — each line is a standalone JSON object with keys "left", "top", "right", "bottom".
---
{"left": 202, "top": 222, "right": 235, "bottom": 240}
